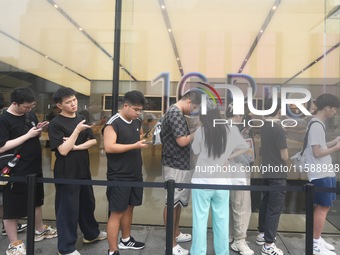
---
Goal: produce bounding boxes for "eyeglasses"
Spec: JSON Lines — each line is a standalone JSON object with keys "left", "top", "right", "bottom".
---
{"left": 19, "top": 102, "right": 37, "bottom": 110}
{"left": 129, "top": 106, "right": 143, "bottom": 114}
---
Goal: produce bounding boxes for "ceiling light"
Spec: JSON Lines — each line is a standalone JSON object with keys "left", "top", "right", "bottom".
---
{"left": 54, "top": 4, "right": 58, "bottom": 9}
{"left": 260, "top": 30, "right": 263, "bottom": 33}
{"left": 272, "top": 6, "right": 277, "bottom": 10}
{"left": 168, "top": 29, "right": 172, "bottom": 32}
{"left": 176, "top": 58, "right": 180, "bottom": 61}
{"left": 161, "top": 5, "right": 165, "bottom": 9}
{"left": 45, "top": 56, "right": 48, "bottom": 58}
{"left": 79, "top": 27, "right": 83, "bottom": 31}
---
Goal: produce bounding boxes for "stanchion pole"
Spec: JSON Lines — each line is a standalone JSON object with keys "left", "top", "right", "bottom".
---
{"left": 305, "top": 183, "right": 314, "bottom": 255}
{"left": 165, "top": 179, "right": 175, "bottom": 255}
{"left": 27, "top": 174, "right": 37, "bottom": 255}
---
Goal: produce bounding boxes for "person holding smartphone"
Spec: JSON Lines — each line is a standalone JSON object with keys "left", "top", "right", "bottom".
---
{"left": 0, "top": 87, "right": 57, "bottom": 255}
{"left": 48, "top": 87, "right": 106, "bottom": 255}
{"left": 103, "top": 91, "right": 148, "bottom": 255}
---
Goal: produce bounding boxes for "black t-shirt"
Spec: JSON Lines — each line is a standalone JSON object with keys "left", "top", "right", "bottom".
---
{"left": 48, "top": 113, "right": 95, "bottom": 179}
{"left": 0, "top": 111, "right": 42, "bottom": 176}
{"left": 103, "top": 113, "right": 142, "bottom": 181}
{"left": 260, "top": 121, "right": 287, "bottom": 178}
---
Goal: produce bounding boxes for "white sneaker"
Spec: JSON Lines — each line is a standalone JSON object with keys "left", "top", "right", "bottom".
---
{"left": 83, "top": 231, "right": 107, "bottom": 243}
{"left": 34, "top": 225, "right": 57, "bottom": 242}
{"left": 320, "top": 237, "right": 335, "bottom": 251}
{"left": 256, "top": 233, "right": 265, "bottom": 245}
{"left": 57, "top": 250, "right": 81, "bottom": 255}
{"left": 231, "top": 239, "right": 254, "bottom": 255}
{"left": 6, "top": 240, "right": 26, "bottom": 255}
{"left": 261, "top": 243, "right": 283, "bottom": 255}
{"left": 175, "top": 232, "right": 191, "bottom": 243}
{"left": 313, "top": 243, "right": 336, "bottom": 255}
{"left": 256, "top": 233, "right": 276, "bottom": 246}
{"left": 172, "top": 244, "right": 189, "bottom": 255}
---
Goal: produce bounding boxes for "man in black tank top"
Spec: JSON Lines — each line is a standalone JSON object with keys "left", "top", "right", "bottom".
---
{"left": 103, "top": 91, "right": 148, "bottom": 255}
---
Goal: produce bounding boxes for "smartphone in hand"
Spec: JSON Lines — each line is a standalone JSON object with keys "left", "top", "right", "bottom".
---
{"left": 36, "top": 121, "right": 49, "bottom": 129}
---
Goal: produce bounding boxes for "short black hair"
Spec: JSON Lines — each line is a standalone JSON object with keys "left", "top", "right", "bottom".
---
{"left": 11, "top": 87, "right": 36, "bottom": 104}
{"left": 53, "top": 87, "right": 76, "bottom": 104}
{"left": 180, "top": 90, "right": 202, "bottom": 105}
{"left": 314, "top": 93, "right": 340, "bottom": 111}
{"left": 123, "top": 90, "right": 146, "bottom": 107}
{"left": 264, "top": 98, "right": 281, "bottom": 117}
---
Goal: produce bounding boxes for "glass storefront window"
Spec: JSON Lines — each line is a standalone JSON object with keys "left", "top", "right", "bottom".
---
{"left": 0, "top": 0, "right": 339, "bottom": 231}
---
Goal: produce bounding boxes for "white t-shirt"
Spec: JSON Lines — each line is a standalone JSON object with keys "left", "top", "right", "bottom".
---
{"left": 191, "top": 125, "right": 249, "bottom": 185}
{"left": 304, "top": 118, "right": 335, "bottom": 181}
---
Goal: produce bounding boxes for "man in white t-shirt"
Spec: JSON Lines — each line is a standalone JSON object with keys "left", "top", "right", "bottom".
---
{"left": 304, "top": 93, "right": 340, "bottom": 255}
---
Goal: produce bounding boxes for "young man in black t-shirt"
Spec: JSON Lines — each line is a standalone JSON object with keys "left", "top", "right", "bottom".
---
{"left": 103, "top": 91, "right": 148, "bottom": 255}
{"left": 257, "top": 99, "right": 288, "bottom": 255}
{"left": 49, "top": 87, "right": 106, "bottom": 255}
{"left": 0, "top": 87, "right": 57, "bottom": 255}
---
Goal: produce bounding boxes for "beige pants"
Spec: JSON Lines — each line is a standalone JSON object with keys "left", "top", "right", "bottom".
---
{"left": 229, "top": 189, "right": 252, "bottom": 241}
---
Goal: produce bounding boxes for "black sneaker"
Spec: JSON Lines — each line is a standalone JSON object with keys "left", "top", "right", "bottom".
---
{"left": 118, "top": 236, "right": 145, "bottom": 250}
{"left": 107, "top": 250, "right": 120, "bottom": 255}
{"left": 2, "top": 223, "right": 28, "bottom": 236}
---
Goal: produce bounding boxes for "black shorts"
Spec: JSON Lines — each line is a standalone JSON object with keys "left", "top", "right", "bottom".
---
{"left": 3, "top": 175, "right": 44, "bottom": 219}
{"left": 106, "top": 179, "right": 143, "bottom": 212}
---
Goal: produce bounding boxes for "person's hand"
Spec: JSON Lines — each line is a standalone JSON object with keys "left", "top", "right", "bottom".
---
{"left": 27, "top": 126, "right": 42, "bottom": 138}
{"left": 335, "top": 141, "right": 340, "bottom": 150}
{"left": 136, "top": 140, "right": 149, "bottom": 149}
{"left": 75, "top": 119, "right": 93, "bottom": 133}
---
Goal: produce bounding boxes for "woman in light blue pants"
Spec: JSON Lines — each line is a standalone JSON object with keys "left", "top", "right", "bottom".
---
{"left": 190, "top": 104, "right": 249, "bottom": 255}
{"left": 191, "top": 189, "right": 229, "bottom": 255}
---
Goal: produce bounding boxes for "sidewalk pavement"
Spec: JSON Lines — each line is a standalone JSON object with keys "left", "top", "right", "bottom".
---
{"left": 1, "top": 222, "right": 339, "bottom": 255}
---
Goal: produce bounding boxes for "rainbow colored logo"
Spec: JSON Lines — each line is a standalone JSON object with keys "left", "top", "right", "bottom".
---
{"left": 177, "top": 72, "right": 222, "bottom": 106}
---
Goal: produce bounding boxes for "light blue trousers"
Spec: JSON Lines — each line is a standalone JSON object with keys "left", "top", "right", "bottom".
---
{"left": 190, "top": 189, "right": 230, "bottom": 255}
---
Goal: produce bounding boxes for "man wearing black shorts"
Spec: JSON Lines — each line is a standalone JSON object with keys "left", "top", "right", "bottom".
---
{"left": 0, "top": 87, "right": 57, "bottom": 255}
{"left": 103, "top": 91, "right": 148, "bottom": 255}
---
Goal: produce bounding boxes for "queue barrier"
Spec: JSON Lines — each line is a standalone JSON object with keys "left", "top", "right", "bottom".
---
{"left": 0, "top": 175, "right": 339, "bottom": 255}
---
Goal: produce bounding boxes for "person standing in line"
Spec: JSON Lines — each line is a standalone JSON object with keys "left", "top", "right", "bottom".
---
{"left": 256, "top": 99, "right": 288, "bottom": 255}
{"left": 103, "top": 91, "right": 148, "bottom": 255}
{"left": 161, "top": 91, "right": 201, "bottom": 255}
{"left": 225, "top": 103, "right": 254, "bottom": 255}
{"left": 190, "top": 103, "right": 249, "bottom": 255}
{"left": 48, "top": 87, "right": 106, "bottom": 255}
{"left": 0, "top": 87, "right": 57, "bottom": 255}
{"left": 304, "top": 94, "right": 340, "bottom": 255}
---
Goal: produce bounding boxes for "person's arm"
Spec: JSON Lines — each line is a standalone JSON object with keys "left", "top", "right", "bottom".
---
{"left": 310, "top": 125, "right": 340, "bottom": 158}
{"left": 103, "top": 125, "right": 148, "bottom": 154}
{"left": 57, "top": 120, "right": 92, "bottom": 156}
{"left": 280, "top": 148, "right": 289, "bottom": 161}
{"left": 176, "top": 133, "right": 194, "bottom": 147}
{"left": 229, "top": 147, "right": 249, "bottom": 160}
{"left": 72, "top": 139, "right": 97, "bottom": 151}
{"left": 312, "top": 142, "right": 340, "bottom": 158}
{"left": 326, "top": 136, "right": 340, "bottom": 148}
{"left": 0, "top": 127, "right": 42, "bottom": 153}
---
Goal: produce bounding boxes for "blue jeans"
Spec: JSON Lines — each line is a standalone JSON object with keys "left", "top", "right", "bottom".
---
{"left": 191, "top": 189, "right": 229, "bottom": 255}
